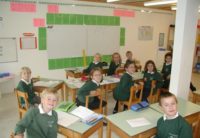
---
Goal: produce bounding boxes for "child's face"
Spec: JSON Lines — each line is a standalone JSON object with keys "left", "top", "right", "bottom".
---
{"left": 113, "top": 54, "right": 120, "bottom": 63}
{"left": 126, "top": 53, "right": 132, "bottom": 60}
{"left": 21, "top": 70, "right": 31, "bottom": 82}
{"left": 91, "top": 70, "right": 102, "bottom": 83}
{"left": 94, "top": 54, "right": 101, "bottom": 62}
{"left": 41, "top": 94, "right": 57, "bottom": 112}
{"left": 160, "top": 96, "right": 177, "bottom": 117}
{"left": 166, "top": 56, "right": 172, "bottom": 64}
{"left": 147, "top": 63, "right": 154, "bottom": 72}
{"left": 126, "top": 64, "right": 136, "bottom": 74}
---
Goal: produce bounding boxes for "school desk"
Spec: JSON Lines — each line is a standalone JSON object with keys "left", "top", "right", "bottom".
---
{"left": 33, "top": 78, "right": 66, "bottom": 101}
{"left": 150, "top": 98, "right": 200, "bottom": 138}
{"left": 106, "top": 109, "right": 162, "bottom": 138}
{"left": 58, "top": 119, "right": 103, "bottom": 138}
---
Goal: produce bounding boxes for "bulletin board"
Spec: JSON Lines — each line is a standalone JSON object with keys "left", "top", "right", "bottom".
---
{"left": 0, "top": 37, "right": 18, "bottom": 63}
{"left": 47, "top": 25, "right": 120, "bottom": 59}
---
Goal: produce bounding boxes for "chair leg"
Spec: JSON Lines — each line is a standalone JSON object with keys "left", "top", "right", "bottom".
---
{"left": 118, "top": 101, "right": 121, "bottom": 112}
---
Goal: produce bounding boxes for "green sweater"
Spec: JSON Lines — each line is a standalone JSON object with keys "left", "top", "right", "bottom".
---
{"left": 77, "top": 80, "right": 99, "bottom": 103}
{"left": 161, "top": 63, "right": 172, "bottom": 80}
{"left": 17, "top": 80, "right": 36, "bottom": 105}
{"left": 107, "top": 61, "right": 120, "bottom": 76}
{"left": 14, "top": 107, "right": 58, "bottom": 138}
{"left": 83, "top": 62, "right": 103, "bottom": 74}
{"left": 143, "top": 71, "right": 163, "bottom": 90}
{"left": 156, "top": 115, "right": 192, "bottom": 138}
{"left": 113, "top": 73, "right": 134, "bottom": 101}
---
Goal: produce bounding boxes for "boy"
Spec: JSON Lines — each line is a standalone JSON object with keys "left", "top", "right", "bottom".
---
{"left": 17, "top": 66, "right": 40, "bottom": 106}
{"left": 14, "top": 89, "right": 58, "bottom": 138}
{"left": 155, "top": 92, "right": 192, "bottom": 138}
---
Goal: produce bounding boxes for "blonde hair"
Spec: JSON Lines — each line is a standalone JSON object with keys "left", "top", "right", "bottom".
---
{"left": 20, "top": 66, "right": 31, "bottom": 76}
{"left": 40, "top": 88, "right": 59, "bottom": 100}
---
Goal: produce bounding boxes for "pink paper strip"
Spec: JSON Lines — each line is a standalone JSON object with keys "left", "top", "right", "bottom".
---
{"left": 113, "top": 9, "right": 135, "bottom": 17}
{"left": 33, "top": 18, "right": 45, "bottom": 27}
{"left": 48, "top": 4, "right": 59, "bottom": 13}
{"left": 10, "top": 2, "right": 36, "bottom": 12}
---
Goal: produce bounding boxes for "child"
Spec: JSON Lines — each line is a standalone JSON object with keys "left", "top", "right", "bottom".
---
{"left": 155, "top": 92, "right": 192, "bottom": 138}
{"left": 161, "top": 52, "right": 172, "bottom": 89}
{"left": 14, "top": 89, "right": 58, "bottom": 138}
{"left": 77, "top": 67, "right": 106, "bottom": 109}
{"left": 125, "top": 51, "right": 141, "bottom": 71}
{"left": 143, "top": 60, "right": 163, "bottom": 102}
{"left": 83, "top": 53, "right": 103, "bottom": 75}
{"left": 113, "top": 61, "right": 136, "bottom": 113}
{"left": 17, "top": 66, "right": 40, "bottom": 106}
{"left": 107, "top": 52, "right": 122, "bottom": 76}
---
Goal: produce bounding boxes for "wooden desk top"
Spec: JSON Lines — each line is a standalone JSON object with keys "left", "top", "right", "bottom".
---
{"left": 150, "top": 98, "right": 200, "bottom": 117}
{"left": 106, "top": 109, "right": 162, "bottom": 136}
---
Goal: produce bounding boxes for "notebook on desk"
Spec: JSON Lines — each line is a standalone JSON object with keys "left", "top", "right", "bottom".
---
{"left": 131, "top": 101, "right": 149, "bottom": 111}
{"left": 56, "top": 101, "right": 76, "bottom": 112}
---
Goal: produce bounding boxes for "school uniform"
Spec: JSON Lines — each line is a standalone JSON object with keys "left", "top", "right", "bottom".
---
{"left": 17, "top": 79, "right": 40, "bottom": 105}
{"left": 143, "top": 71, "right": 163, "bottom": 102}
{"left": 161, "top": 63, "right": 172, "bottom": 89}
{"left": 76, "top": 80, "right": 106, "bottom": 109}
{"left": 156, "top": 113, "right": 192, "bottom": 138}
{"left": 83, "top": 62, "right": 103, "bottom": 74}
{"left": 107, "top": 61, "right": 120, "bottom": 76}
{"left": 14, "top": 104, "right": 58, "bottom": 138}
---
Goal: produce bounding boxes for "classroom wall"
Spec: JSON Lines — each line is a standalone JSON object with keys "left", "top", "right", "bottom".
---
{"left": 0, "top": 0, "right": 176, "bottom": 88}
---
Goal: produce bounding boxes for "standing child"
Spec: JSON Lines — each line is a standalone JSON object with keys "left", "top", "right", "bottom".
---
{"left": 77, "top": 67, "right": 106, "bottom": 109}
{"left": 17, "top": 66, "right": 40, "bottom": 106}
{"left": 161, "top": 52, "right": 172, "bottom": 89}
{"left": 83, "top": 53, "right": 103, "bottom": 75}
{"left": 143, "top": 60, "right": 163, "bottom": 102}
{"left": 14, "top": 89, "right": 58, "bottom": 138}
{"left": 107, "top": 52, "right": 122, "bottom": 76}
{"left": 155, "top": 92, "right": 192, "bottom": 138}
{"left": 113, "top": 61, "right": 136, "bottom": 113}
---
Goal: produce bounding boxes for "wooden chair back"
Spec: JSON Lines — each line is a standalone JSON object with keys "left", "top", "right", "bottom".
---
{"left": 85, "top": 89, "right": 103, "bottom": 114}
{"left": 118, "top": 83, "right": 144, "bottom": 112}
{"left": 192, "top": 91, "right": 200, "bottom": 105}
{"left": 115, "top": 68, "right": 125, "bottom": 76}
{"left": 147, "top": 80, "right": 160, "bottom": 104}
{"left": 15, "top": 89, "right": 29, "bottom": 119}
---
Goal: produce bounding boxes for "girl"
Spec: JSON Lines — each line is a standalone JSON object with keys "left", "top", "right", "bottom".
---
{"left": 107, "top": 52, "right": 122, "bottom": 76}
{"left": 77, "top": 67, "right": 106, "bottom": 109}
{"left": 143, "top": 60, "right": 163, "bottom": 102}
{"left": 161, "top": 52, "right": 172, "bottom": 89}
{"left": 113, "top": 61, "right": 136, "bottom": 113}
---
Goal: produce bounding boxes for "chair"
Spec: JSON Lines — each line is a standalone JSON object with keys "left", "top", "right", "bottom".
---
{"left": 147, "top": 80, "right": 160, "bottom": 104}
{"left": 10, "top": 132, "right": 14, "bottom": 138}
{"left": 192, "top": 91, "right": 200, "bottom": 104}
{"left": 85, "top": 89, "right": 103, "bottom": 114}
{"left": 15, "top": 89, "right": 29, "bottom": 119}
{"left": 118, "top": 83, "right": 144, "bottom": 112}
{"left": 115, "top": 67, "right": 125, "bottom": 75}
{"left": 136, "top": 65, "right": 142, "bottom": 72}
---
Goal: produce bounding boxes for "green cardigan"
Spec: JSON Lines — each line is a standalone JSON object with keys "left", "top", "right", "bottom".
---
{"left": 77, "top": 80, "right": 99, "bottom": 103}
{"left": 155, "top": 115, "right": 192, "bottom": 138}
{"left": 83, "top": 62, "right": 103, "bottom": 74}
{"left": 15, "top": 107, "right": 58, "bottom": 138}
{"left": 161, "top": 63, "right": 172, "bottom": 80}
{"left": 17, "top": 80, "right": 36, "bottom": 105}
{"left": 113, "top": 73, "right": 134, "bottom": 101}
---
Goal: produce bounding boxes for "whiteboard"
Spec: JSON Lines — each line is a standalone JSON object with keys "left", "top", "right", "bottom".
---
{"left": 0, "top": 38, "right": 17, "bottom": 63}
{"left": 47, "top": 25, "right": 120, "bottom": 59}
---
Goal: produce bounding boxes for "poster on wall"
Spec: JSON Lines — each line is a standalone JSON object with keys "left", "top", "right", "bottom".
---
{"left": 138, "top": 26, "right": 153, "bottom": 40}
{"left": 158, "top": 33, "right": 165, "bottom": 47}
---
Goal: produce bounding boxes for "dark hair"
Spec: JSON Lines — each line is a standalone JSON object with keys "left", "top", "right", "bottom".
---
{"left": 126, "top": 51, "right": 132, "bottom": 56}
{"left": 124, "top": 60, "right": 135, "bottom": 69}
{"left": 144, "top": 60, "right": 157, "bottom": 72}
{"left": 164, "top": 52, "right": 172, "bottom": 62}
{"left": 158, "top": 92, "right": 177, "bottom": 106}
{"left": 89, "top": 67, "right": 102, "bottom": 79}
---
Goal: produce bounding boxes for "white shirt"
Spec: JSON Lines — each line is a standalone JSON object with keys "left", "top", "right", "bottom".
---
{"left": 21, "top": 79, "right": 31, "bottom": 85}
{"left": 163, "top": 112, "right": 179, "bottom": 121}
{"left": 92, "top": 79, "right": 100, "bottom": 86}
{"left": 38, "top": 104, "right": 52, "bottom": 116}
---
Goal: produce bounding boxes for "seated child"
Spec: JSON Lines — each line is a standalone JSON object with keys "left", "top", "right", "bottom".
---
{"left": 155, "top": 92, "right": 192, "bottom": 138}
{"left": 17, "top": 66, "right": 40, "bottom": 106}
{"left": 125, "top": 51, "right": 141, "bottom": 71}
{"left": 143, "top": 60, "right": 163, "bottom": 102}
{"left": 14, "top": 89, "right": 58, "bottom": 138}
{"left": 77, "top": 67, "right": 106, "bottom": 109}
{"left": 113, "top": 61, "right": 136, "bottom": 113}
{"left": 107, "top": 52, "right": 122, "bottom": 76}
{"left": 83, "top": 53, "right": 103, "bottom": 75}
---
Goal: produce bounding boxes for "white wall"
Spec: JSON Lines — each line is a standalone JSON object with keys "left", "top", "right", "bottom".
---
{"left": 0, "top": 0, "right": 175, "bottom": 87}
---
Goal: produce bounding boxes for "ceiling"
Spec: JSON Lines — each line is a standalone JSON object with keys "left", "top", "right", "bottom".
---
{"left": 78, "top": 0, "right": 175, "bottom": 11}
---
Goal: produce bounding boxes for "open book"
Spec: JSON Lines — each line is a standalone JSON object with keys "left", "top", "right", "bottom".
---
{"left": 70, "top": 106, "right": 103, "bottom": 125}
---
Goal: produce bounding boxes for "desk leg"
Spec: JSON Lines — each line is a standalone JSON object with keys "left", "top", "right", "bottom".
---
{"left": 106, "top": 121, "right": 111, "bottom": 138}
{"left": 62, "top": 84, "right": 67, "bottom": 101}
{"left": 98, "top": 123, "right": 103, "bottom": 138}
